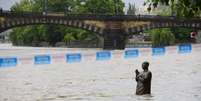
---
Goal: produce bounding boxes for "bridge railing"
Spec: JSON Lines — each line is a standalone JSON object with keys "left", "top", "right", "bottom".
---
{"left": 0, "top": 10, "right": 43, "bottom": 17}
{"left": 0, "top": 10, "right": 200, "bottom": 21}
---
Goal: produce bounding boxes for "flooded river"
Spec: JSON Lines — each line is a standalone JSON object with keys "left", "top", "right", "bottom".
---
{"left": 0, "top": 44, "right": 201, "bottom": 101}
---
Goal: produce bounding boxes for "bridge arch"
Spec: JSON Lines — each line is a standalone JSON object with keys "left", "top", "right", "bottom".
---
{"left": 0, "top": 17, "right": 104, "bottom": 36}
{"left": 127, "top": 22, "right": 201, "bottom": 34}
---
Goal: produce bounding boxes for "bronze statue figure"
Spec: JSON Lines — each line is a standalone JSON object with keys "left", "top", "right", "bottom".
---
{"left": 135, "top": 61, "right": 152, "bottom": 95}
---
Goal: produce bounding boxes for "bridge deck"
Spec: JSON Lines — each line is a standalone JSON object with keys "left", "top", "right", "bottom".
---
{"left": 0, "top": 10, "right": 200, "bottom": 21}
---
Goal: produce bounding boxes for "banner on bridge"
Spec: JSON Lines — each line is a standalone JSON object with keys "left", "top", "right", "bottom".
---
{"left": 0, "top": 57, "right": 18, "bottom": 67}
{"left": 152, "top": 47, "right": 166, "bottom": 56}
{"left": 96, "top": 51, "right": 111, "bottom": 61}
{"left": 178, "top": 44, "right": 192, "bottom": 54}
{"left": 34, "top": 55, "right": 51, "bottom": 65}
{"left": 124, "top": 49, "right": 139, "bottom": 58}
{"left": 66, "top": 53, "right": 82, "bottom": 63}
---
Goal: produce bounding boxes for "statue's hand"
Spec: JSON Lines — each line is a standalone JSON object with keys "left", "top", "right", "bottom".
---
{"left": 135, "top": 69, "right": 139, "bottom": 75}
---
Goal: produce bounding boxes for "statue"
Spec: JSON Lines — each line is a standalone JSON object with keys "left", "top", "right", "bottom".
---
{"left": 135, "top": 61, "right": 152, "bottom": 95}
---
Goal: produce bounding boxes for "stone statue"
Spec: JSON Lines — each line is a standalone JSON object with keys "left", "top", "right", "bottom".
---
{"left": 135, "top": 61, "right": 152, "bottom": 95}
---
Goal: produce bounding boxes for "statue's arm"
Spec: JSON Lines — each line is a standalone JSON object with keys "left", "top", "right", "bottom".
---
{"left": 135, "top": 76, "right": 138, "bottom": 81}
{"left": 137, "top": 72, "right": 152, "bottom": 82}
{"left": 135, "top": 69, "right": 139, "bottom": 81}
{"left": 135, "top": 73, "right": 145, "bottom": 82}
{"left": 136, "top": 75, "right": 145, "bottom": 82}
{"left": 135, "top": 74, "right": 139, "bottom": 81}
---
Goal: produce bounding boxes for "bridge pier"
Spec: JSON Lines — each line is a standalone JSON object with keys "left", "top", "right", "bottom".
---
{"left": 103, "top": 29, "right": 126, "bottom": 50}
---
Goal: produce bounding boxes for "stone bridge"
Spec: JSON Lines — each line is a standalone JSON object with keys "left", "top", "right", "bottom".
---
{"left": 0, "top": 10, "right": 201, "bottom": 49}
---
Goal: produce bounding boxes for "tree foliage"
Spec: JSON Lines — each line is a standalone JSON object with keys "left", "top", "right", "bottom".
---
{"left": 145, "top": 0, "right": 201, "bottom": 17}
{"left": 171, "top": 28, "right": 192, "bottom": 42}
{"left": 145, "top": 1, "right": 193, "bottom": 46}
{"left": 127, "top": 3, "right": 136, "bottom": 15}
{"left": 149, "top": 28, "right": 175, "bottom": 47}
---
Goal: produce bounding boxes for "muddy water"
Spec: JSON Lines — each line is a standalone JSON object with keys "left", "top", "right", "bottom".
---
{"left": 0, "top": 44, "right": 201, "bottom": 101}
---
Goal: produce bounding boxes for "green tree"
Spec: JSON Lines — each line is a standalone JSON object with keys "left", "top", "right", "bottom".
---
{"left": 63, "top": 33, "right": 75, "bottom": 43}
{"left": 171, "top": 28, "right": 192, "bottom": 42}
{"left": 144, "top": 2, "right": 193, "bottom": 46}
{"left": 75, "top": 0, "right": 124, "bottom": 14}
{"left": 149, "top": 28, "right": 175, "bottom": 47}
{"left": 144, "top": 0, "right": 201, "bottom": 17}
{"left": 127, "top": 3, "right": 136, "bottom": 15}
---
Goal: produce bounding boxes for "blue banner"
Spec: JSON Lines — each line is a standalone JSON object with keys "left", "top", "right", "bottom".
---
{"left": 34, "top": 55, "right": 51, "bottom": 65}
{"left": 96, "top": 51, "right": 111, "bottom": 61}
{"left": 152, "top": 47, "right": 166, "bottom": 56}
{"left": 0, "top": 57, "right": 17, "bottom": 68}
{"left": 178, "top": 44, "right": 192, "bottom": 53}
{"left": 124, "top": 49, "right": 139, "bottom": 58}
{"left": 66, "top": 53, "right": 82, "bottom": 63}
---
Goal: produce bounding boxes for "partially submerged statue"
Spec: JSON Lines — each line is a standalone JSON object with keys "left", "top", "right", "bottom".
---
{"left": 135, "top": 61, "right": 152, "bottom": 95}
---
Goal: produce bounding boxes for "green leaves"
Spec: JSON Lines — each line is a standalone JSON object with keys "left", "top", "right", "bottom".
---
{"left": 145, "top": 0, "right": 201, "bottom": 17}
{"left": 149, "top": 28, "right": 175, "bottom": 47}
{"left": 81, "top": 0, "right": 124, "bottom": 14}
{"left": 127, "top": 3, "right": 136, "bottom": 15}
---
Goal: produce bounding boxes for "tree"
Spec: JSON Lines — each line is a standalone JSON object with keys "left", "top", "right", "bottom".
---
{"left": 63, "top": 33, "right": 75, "bottom": 43}
{"left": 127, "top": 3, "right": 136, "bottom": 15}
{"left": 171, "top": 28, "right": 192, "bottom": 42}
{"left": 144, "top": 2, "right": 193, "bottom": 46}
{"left": 144, "top": 0, "right": 201, "bottom": 17}
{"left": 149, "top": 28, "right": 175, "bottom": 47}
{"left": 78, "top": 0, "right": 124, "bottom": 14}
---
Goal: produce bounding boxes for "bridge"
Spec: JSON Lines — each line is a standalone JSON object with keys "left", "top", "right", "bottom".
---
{"left": 0, "top": 10, "right": 201, "bottom": 49}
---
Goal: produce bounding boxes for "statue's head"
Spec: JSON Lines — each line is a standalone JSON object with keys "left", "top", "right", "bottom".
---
{"left": 142, "top": 61, "right": 149, "bottom": 70}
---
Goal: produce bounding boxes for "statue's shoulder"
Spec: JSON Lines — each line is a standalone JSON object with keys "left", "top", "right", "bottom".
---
{"left": 148, "top": 71, "right": 152, "bottom": 74}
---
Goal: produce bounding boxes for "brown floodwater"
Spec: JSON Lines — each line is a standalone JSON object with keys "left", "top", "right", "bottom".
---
{"left": 0, "top": 44, "right": 201, "bottom": 101}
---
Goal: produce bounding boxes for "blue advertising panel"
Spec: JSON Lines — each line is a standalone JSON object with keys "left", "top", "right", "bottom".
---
{"left": 152, "top": 47, "right": 166, "bottom": 56}
{"left": 34, "top": 55, "right": 51, "bottom": 65}
{"left": 96, "top": 51, "right": 111, "bottom": 61}
{"left": 178, "top": 44, "right": 192, "bottom": 54}
{"left": 66, "top": 53, "right": 82, "bottom": 63}
{"left": 124, "top": 49, "right": 139, "bottom": 58}
{"left": 0, "top": 57, "right": 17, "bottom": 68}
